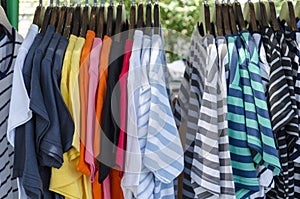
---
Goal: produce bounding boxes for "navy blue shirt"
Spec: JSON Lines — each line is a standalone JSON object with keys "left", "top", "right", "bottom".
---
{"left": 52, "top": 36, "right": 74, "bottom": 153}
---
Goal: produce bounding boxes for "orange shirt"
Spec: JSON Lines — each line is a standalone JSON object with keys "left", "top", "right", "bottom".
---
{"left": 92, "top": 35, "right": 112, "bottom": 199}
{"left": 110, "top": 169, "right": 124, "bottom": 199}
{"left": 77, "top": 30, "right": 95, "bottom": 176}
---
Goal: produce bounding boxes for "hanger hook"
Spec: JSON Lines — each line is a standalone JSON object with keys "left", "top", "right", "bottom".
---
{"left": 85, "top": 0, "right": 89, "bottom": 6}
{"left": 39, "top": 0, "right": 43, "bottom": 6}
{"left": 204, "top": 0, "right": 208, "bottom": 5}
{"left": 155, "top": 0, "right": 158, "bottom": 5}
{"left": 77, "top": 0, "right": 80, "bottom": 6}
{"left": 148, "top": 0, "right": 151, "bottom": 4}
{"left": 227, "top": 0, "right": 230, "bottom": 4}
{"left": 50, "top": 0, "right": 54, "bottom": 6}
{"left": 56, "top": 0, "right": 60, "bottom": 6}
{"left": 110, "top": 0, "right": 114, "bottom": 6}
{"left": 94, "top": 0, "right": 97, "bottom": 6}
{"left": 132, "top": 0, "right": 136, "bottom": 5}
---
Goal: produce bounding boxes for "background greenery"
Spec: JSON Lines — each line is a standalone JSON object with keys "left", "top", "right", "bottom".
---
{"left": 19, "top": 0, "right": 286, "bottom": 62}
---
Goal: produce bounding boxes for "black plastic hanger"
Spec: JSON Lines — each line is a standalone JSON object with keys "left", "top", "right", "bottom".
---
{"left": 80, "top": 0, "right": 89, "bottom": 37}
{"left": 154, "top": 0, "right": 159, "bottom": 34}
{"left": 56, "top": 0, "right": 67, "bottom": 34}
{"left": 97, "top": 0, "right": 105, "bottom": 38}
{"left": 228, "top": 0, "right": 237, "bottom": 34}
{"left": 234, "top": 0, "right": 246, "bottom": 31}
{"left": 107, "top": 0, "right": 114, "bottom": 37}
{"left": 280, "top": 1, "right": 297, "bottom": 30}
{"left": 72, "top": 1, "right": 81, "bottom": 36}
{"left": 137, "top": 1, "right": 144, "bottom": 29}
{"left": 63, "top": 0, "right": 73, "bottom": 38}
{"left": 145, "top": 0, "right": 152, "bottom": 35}
{"left": 129, "top": 0, "right": 136, "bottom": 39}
{"left": 215, "top": 0, "right": 223, "bottom": 36}
{"left": 41, "top": 0, "right": 53, "bottom": 34}
{"left": 89, "top": 0, "right": 98, "bottom": 32}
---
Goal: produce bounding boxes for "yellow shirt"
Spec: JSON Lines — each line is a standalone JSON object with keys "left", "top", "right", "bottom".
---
{"left": 50, "top": 36, "right": 92, "bottom": 199}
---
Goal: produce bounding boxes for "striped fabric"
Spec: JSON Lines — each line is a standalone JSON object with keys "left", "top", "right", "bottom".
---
{"left": 135, "top": 34, "right": 154, "bottom": 199}
{"left": 0, "top": 29, "right": 23, "bottom": 199}
{"left": 121, "top": 30, "right": 143, "bottom": 199}
{"left": 226, "top": 35, "right": 259, "bottom": 199}
{"left": 191, "top": 35, "right": 235, "bottom": 198}
{"left": 173, "top": 27, "right": 207, "bottom": 199}
{"left": 251, "top": 32, "right": 277, "bottom": 198}
{"left": 143, "top": 34, "right": 184, "bottom": 198}
{"left": 262, "top": 27, "right": 296, "bottom": 199}
{"left": 216, "top": 36, "right": 236, "bottom": 198}
{"left": 240, "top": 31, "right": 281, "bottom": 198}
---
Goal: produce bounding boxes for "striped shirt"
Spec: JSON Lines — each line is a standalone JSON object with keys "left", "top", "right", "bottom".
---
{"left": 0, "top": 28, "right": 23, "bottom": 199}
{"left": 191, "top": 35, "right": 235, "bottom": 198}
{"left": 262, "top": 27, "right": 296, "bottom": 199}
{"left": 144, "top": 34, "right": 184, "bottom": 198}
{"left": 174, "top": 27, "right": 206, "bottom": 199}
{"left": 121, "top": 30, "right": 143, "bottom": 198}
{"left": 240, "top": 31, "right": 281, "bottom": 198}
{"left": 226, "top": 34, "right": 259, "bottom": 199}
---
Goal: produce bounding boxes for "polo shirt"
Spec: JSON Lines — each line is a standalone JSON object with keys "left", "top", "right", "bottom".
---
{"left": 98, "top": 40, "right": 124, "bottom": 182}
{"left": 77, "top": 30, "right": 95, "bottom": 177}
{"left": 174, "top": 27, "right": 206, "bottom": 199}
{"left": 121, "top": 30, "right": 143, "bottom": 198}
{"left": 262, "top": 27, "right": 295, "bottom": 199}
{"left": 116, "top": 39, "right": 133, "bottom": 177}
{"left": 52, "top": 35, "right": 74, "bottom": 153}
{"left": 216, "top": 36, "right": 236, "bottom": 198}
{"left": 69, "top": 36, "right": 93, "bottom": 199}
{"left": 93, "top": 35, "right": 112, "bottom": 199}
{"left": 6, "top": 24, "right": 37, "bottom": 199}
{"left": 13, "top": 32, "right": 42, "bottom": 198}
{"left": 226, "top": 34, "right": 259, "bottom": 198}
{"left": 85, "top": 37, "right": 102, "bottom": 182}
{"left": 145, "top": 33, "right": 184, "bottom": 198}
{"left": 50, "top": 35, "right": 84, "bottom": 199}
{"left": 0, "top": 27, "right": 22, "bottom": 199}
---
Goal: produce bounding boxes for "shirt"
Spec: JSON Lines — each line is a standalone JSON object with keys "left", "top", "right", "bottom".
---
{"left": 226, "top": 34, "right": 259, "bottom": 199}
{"left": 77, "top": 30, "right": 95, "bottom": 177}
{"left": 216, "top": 36, "right": 236, "bottom": 198}
{"left": 145, "top": 33, "right": 184, "bottom": 198}
{"left": 13, "top": 33, "right": 42, "bottom": 198}
{"left": 121, "top": 30, "right": 143, "bottom": 198}
{"left": 98, "top": 40, "right": 124, "bottom": 183}
{"left": 174, "top": 27, "right": 205, "bottom": 199}
{"left": 49, "top": 35, "right": 83, "bottom": 199}
{"left": 0, "top": 27, "right": 22, "bottom": 199}
{"left": 6, "top": 24, "right": 37, "bottom": 199}
{"left": 85, "top": 37, "right": 102, "bottom": 182}
{"left": 93, "top": 35, "right": 112, "bottom": 199}
{"left": 116, "top": 39, "right": 133, "bottom": 176}
{"left": 7, "top": 24, "right": 37, "bottom": 147}
{"left": 240, "top": 31, "right": 281, "bottom": 198}
{"left": 262, "top": 27, "right": 295, "bottom": 199}
{"left": 191, "top": 35, "right": 235, "bottom": 198}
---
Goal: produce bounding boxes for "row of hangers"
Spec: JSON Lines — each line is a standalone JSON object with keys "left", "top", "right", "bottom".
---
{"left": 33, "top": 0, "right": 160, "bottom": 41}
{"left": 200, "top": 0, "right": 300, "bottom": 37}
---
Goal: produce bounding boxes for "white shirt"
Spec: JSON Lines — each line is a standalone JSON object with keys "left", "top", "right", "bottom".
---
{"left": 7, "top": 24, "right": 38, "bottom": 147}
{"left": 121, "top": 30, "right": 143, "bottom": 199}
